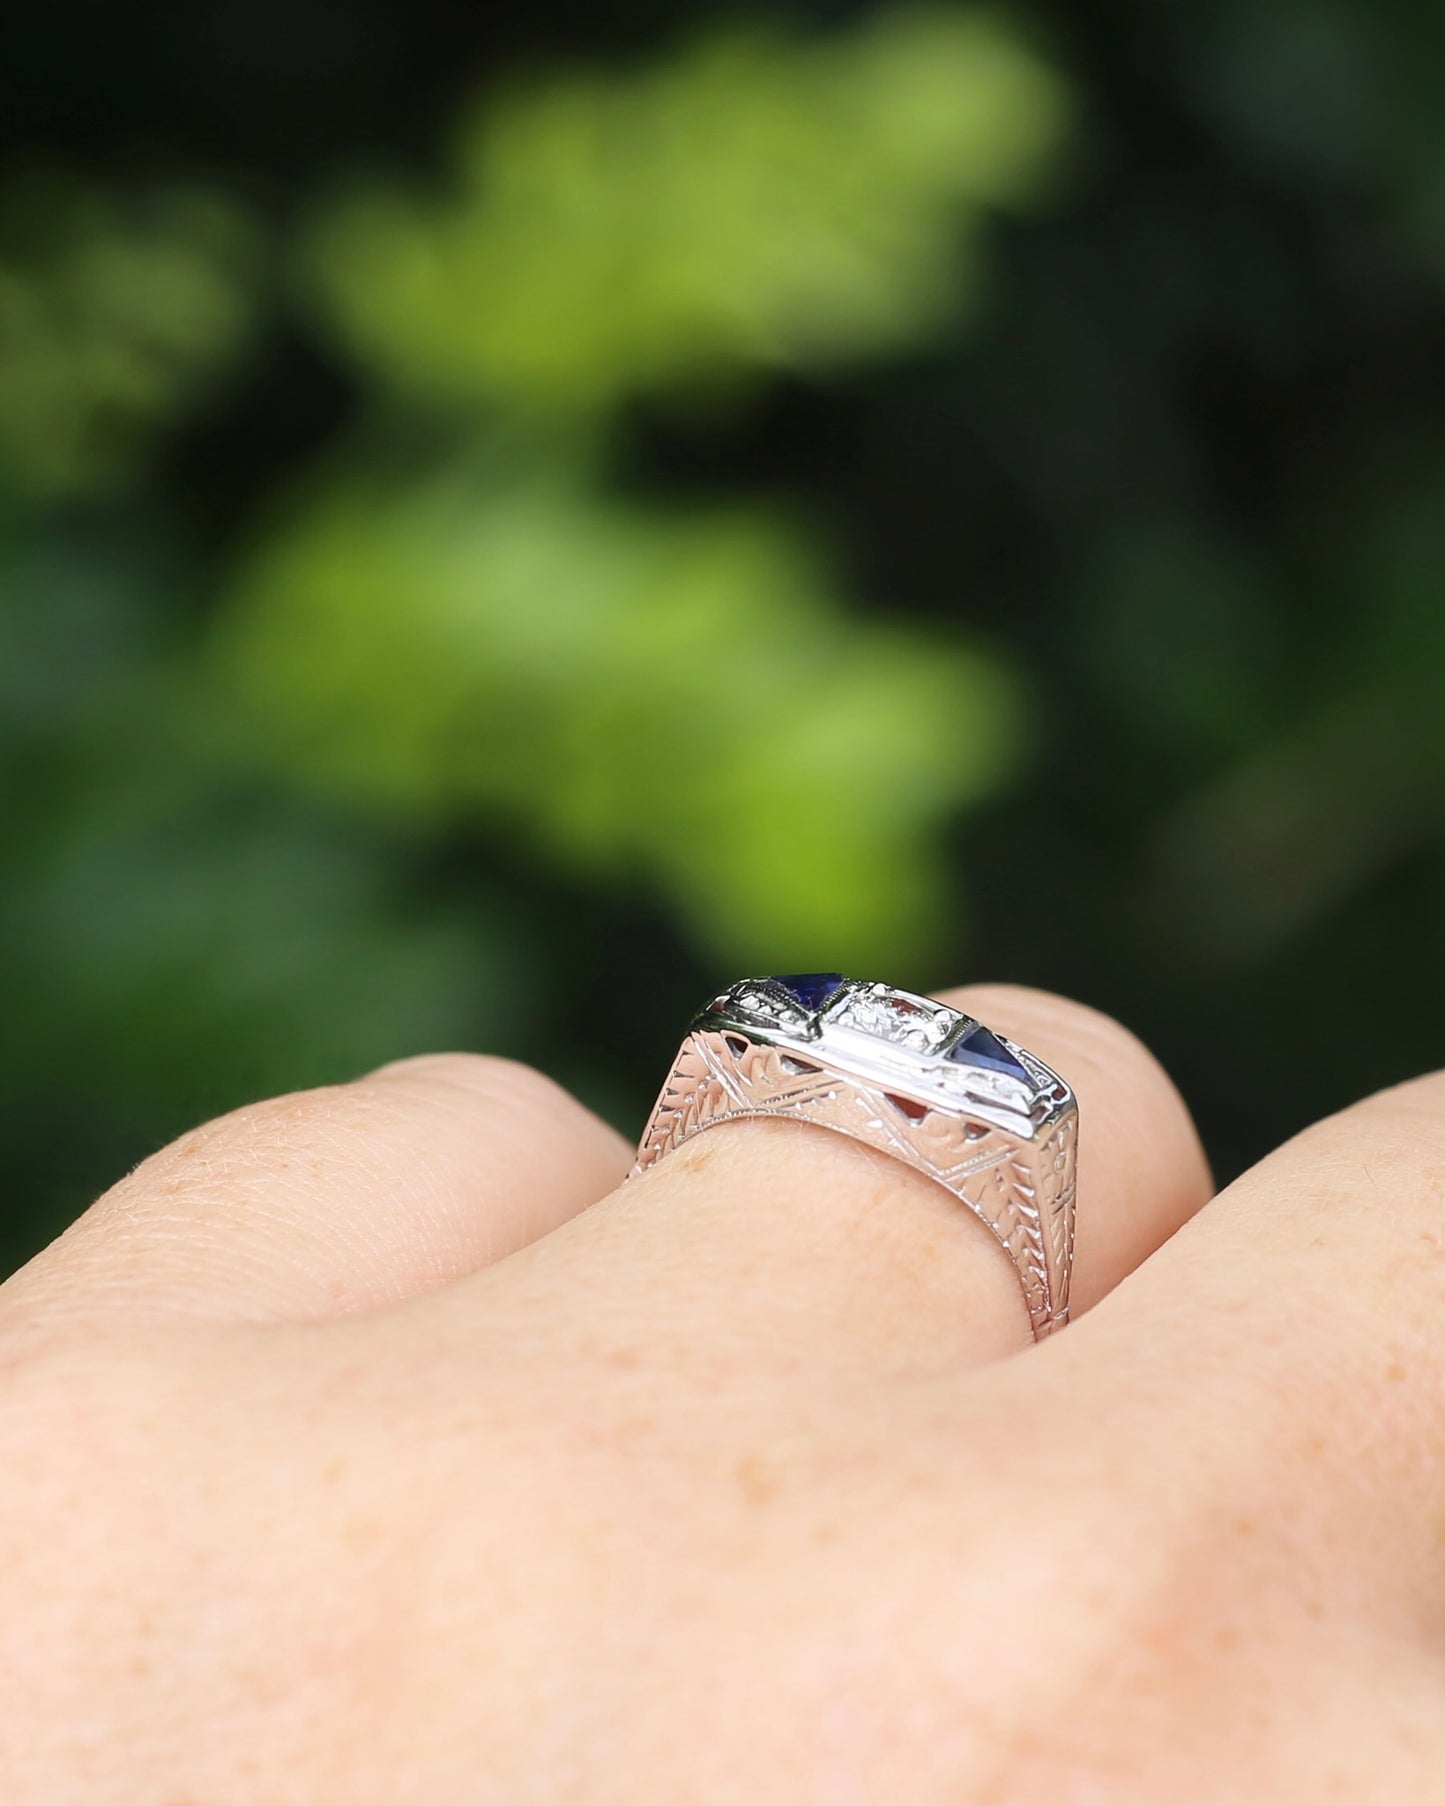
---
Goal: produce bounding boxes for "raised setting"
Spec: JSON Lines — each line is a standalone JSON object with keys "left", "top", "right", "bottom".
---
{"left": 631, "top": 975, "right": 1078, "bottom": 1338}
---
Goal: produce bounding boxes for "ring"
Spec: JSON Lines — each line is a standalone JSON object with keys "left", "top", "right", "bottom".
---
{"left": 632, "top": 974, "right": 1078, "bottom": 1339}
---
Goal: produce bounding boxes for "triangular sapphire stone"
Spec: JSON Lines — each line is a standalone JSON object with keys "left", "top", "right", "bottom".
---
{"left": 946, "top": 1023, "right": 1030, "bottom": 1085}
{"left": 772, "top": 972, "right": 845, "bottom": 1011}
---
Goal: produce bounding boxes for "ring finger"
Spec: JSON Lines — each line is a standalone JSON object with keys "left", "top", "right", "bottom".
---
{"left": 464, "top": 982, "right": 1213, "bottom": 1376}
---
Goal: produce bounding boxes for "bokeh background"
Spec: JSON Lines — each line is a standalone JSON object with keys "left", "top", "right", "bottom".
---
{"left": 2, "top": 0, "right": 1442, "bottom": 1274}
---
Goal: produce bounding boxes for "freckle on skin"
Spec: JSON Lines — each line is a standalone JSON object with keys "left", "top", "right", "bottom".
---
{"left": 1386, "top": 1361, "right": 1407, "bottom": 1383}
{"left": 735, "top": 1453, "right": 779, "bottom": 1508}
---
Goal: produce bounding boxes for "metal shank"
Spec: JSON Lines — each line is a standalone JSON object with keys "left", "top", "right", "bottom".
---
{"left": 632, "top": 984, "right": 1077, "bottom": 1339}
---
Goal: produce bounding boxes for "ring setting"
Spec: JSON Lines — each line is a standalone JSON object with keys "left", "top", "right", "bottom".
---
{"left": 632, "top": 975, "right": 1078, "bottom": 1338}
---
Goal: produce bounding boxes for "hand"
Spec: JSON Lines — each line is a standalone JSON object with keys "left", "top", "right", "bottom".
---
{"left": 0, "top": 985, "right": 1439, "bottom": 1803}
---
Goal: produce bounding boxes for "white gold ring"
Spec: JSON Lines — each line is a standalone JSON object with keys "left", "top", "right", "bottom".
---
{"left": 632, "top": 974, "right": 1079, "bottom": 1339}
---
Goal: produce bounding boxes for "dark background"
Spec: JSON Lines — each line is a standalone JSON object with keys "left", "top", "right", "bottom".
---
{"left": 2, "top": 0, "right": 1443, "bottom": 1273}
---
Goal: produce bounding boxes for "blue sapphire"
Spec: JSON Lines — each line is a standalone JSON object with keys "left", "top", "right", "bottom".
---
{"left": 771, "top": 972, "right": 845, "bottom": 1011}
{"left": 946, "top": 1023, "right": 1030, "bottom": 1085}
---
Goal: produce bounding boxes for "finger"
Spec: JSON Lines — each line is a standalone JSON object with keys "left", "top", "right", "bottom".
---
{"left": 0, "top": 1054, "right": 630, "bottom": 1329}
{"left": 478, "top": 985, "right": 1212, "bottom": 1374}
{"left": 1070, "top": 1068, "right": 1445, "bottom": 1624}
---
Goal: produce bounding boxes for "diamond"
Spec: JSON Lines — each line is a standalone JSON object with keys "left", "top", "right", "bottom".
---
{"left": 827, "top": 984, "right": 953, "bottom": 1053}
{"left": 771, "top": 973, "right": 845, "bottom": 1011}
{"left": 717, "top": 983, "right": 808, "bottom": 1029}
{"left": 945, "top": 1023, "right": 1031, "bottom": 1086}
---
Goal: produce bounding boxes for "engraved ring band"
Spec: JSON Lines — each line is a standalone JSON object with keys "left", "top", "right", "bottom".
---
{"left": 631, "top": 974, "right": 1078, "bottom": 1340}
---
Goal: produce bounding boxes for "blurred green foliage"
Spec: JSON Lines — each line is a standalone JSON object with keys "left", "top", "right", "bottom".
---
{"left": 210, "top": 9, "right": 1060, "bottom": 973}
{"left": 0, "top": 177, "right": 262, "bottom": 497}
{"left": 217, "top": 467, "right": 1014, "bottom": 966}
{"left": 305, "top": 10, "right": 1066, "bottom": 410}
{"left": 1, "top": 0, "right": 1442, "bottom": 1269}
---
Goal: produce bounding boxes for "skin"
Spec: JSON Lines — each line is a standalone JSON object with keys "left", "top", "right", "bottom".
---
{"left": 0, "top": 982, "right": 1441, "bottom": 1803}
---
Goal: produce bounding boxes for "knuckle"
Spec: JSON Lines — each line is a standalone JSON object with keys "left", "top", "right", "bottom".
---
{"left": 120, "top": 1083, "right": 359, "bottom": 1195}
{"left": 367, "top": 1051, "right": 578, "bottom": 1121}
{"left": 945, "top": 984, "right": 1205, "bottom": 1169}
{"left": 1276, "top": 1073, "right": 1445, "bottom": 1236}
{"left": 942, "top": 984, "right": 1163, "bottom": 1085}
{"left": 110, "top": 1053, "right": 588, "bottom": 1195}
{"left": 366, "top": 1053, "right": 629, "bottom": 1173}
{"left": 1339, "top": 1070, "right": 1445, "bottom": 1162}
